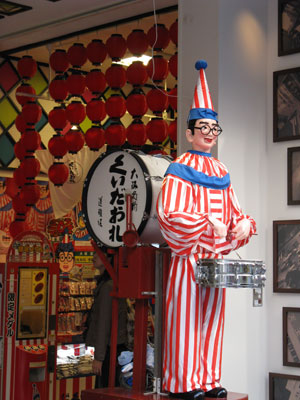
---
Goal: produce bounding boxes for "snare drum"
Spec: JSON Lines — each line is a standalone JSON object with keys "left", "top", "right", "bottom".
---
{"left": 82, "top": 150, "right": 171, "bottom": 248}
{"left": 195, "top": 259, "right": 266, "bottom": 288}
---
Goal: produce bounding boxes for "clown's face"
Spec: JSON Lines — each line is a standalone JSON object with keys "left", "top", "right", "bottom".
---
{"left": 59, "top": 251, "right": 74, "bottom": 272}
{"left": 186, "top": 118, "right": 218, "bottom": 153}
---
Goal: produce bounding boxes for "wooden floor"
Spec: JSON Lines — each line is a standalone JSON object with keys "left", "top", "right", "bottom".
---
{"left": 81, "top": 387, "right": 248, "bottom": 400}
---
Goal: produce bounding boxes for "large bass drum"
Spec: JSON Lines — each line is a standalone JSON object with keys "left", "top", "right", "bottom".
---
{"left": 82, "top": 150, "right": 171, "bottom": 248}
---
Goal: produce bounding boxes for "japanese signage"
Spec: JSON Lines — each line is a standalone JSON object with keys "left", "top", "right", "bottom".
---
{"left": 85, "top": 151, "right": 147, "bottom": 248}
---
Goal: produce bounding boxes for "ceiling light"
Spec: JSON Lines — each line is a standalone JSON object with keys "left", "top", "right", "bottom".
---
{"left": 114, "top": 55, "right": 151, "bottom": 67}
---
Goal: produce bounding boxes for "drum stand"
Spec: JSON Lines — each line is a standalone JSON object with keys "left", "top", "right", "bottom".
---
{"left": 143, "top": 250, "right": 170, "bottom": 397}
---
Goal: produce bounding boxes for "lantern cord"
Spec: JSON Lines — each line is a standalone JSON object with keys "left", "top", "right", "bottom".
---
{"left": 150, "top": 0, "right": 177, "bottom": 102}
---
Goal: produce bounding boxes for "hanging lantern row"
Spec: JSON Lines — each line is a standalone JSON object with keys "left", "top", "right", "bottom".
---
{"left": 49, "top": 21, "right": 178, "bottom": 72}
{"left": 48, "top": 54, "right": 176, "bottom": 102}
{"left": 11, "top": 68, "right": 44, "bottom": 235}
{"left": 17, "top": 56, "right": 37, "bottom": 80}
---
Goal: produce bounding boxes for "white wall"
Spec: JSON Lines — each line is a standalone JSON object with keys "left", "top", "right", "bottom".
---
{"left": 266, "top": 0, "right": 300, "bottom": 386}
{"left": 178, "top": 0, "right": 281, "bottom": 399}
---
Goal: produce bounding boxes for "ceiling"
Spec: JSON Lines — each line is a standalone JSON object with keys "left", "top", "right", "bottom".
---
{"left": 0, "top": 0, "right": 177, "bottom": 57}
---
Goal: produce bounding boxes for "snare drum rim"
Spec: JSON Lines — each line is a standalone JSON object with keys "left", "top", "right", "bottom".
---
{"left": 82, "top": 149, "right": 152, "bottom": 248}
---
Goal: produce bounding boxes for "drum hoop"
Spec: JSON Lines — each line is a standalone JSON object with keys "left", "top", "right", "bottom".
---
{"left": 82, "top": 149, "right": 152, "bottom": 247}
{"left": 129, "top": 151, "right": 152, "bottom": 237}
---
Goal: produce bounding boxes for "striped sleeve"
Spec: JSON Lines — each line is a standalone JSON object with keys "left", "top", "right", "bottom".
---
{"left": 157, "top": 175, "right": 210, "bottom": 255}
{"left": 220, "top": 184, "right": 257, "bottom": 254}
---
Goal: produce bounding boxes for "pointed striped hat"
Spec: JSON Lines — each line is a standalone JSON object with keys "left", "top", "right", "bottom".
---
{"left": 187, "top": 60, "right": 218, "bottom": 122}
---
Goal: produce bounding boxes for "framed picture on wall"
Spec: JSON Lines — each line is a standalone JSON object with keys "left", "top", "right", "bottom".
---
{"left": 273, "top": 220, "right": 300, "bottom": 293}
{"left": 273, "top": 67, "right": 300, "bottom": 142}
{"left": 288, "top": 147, "right": 300, "bottom": 204}
{"left": 278, "top": 0, "right": 300, "bottom": 56}
{"left": 283, "top": 307, "right": 300, "bottom": 367}
{"left": 269, "top": 372, "right": 300, "bottom": 399}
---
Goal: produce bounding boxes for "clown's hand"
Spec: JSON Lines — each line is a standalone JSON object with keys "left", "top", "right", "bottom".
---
{"left": 232, "top": 219, "right": 251, "bottom": 240}
{"left": 208, "top": 216, "right": 227, "bottom": 238}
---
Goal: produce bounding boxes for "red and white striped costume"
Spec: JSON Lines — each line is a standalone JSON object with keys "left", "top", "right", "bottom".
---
{"left": 157, "top": 150, "right": 256, "bottom": 393}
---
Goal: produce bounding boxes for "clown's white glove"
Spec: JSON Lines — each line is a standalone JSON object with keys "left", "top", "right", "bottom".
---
{"left": 208, "top": 216, "right": 227, "bottom": 238}
{"left": 232, "top": 219, "right": 251, "bottom": 240}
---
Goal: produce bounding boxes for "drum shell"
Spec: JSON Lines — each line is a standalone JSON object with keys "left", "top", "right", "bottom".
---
{"left": 82, "top": 150, "right": 171, "bottom": 248}
{"left": 195, "top": 259, "right": 266, "bottom": 289}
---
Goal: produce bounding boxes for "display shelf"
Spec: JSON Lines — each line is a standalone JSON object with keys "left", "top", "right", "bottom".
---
{"left": 56, "top": 372, "right": 94, "bottom": 380}
{"left": 81, "top": 388, "right": 248, "bottom": 400}
{"left": 57, "top": 333, "right": 85, "bottom": 344}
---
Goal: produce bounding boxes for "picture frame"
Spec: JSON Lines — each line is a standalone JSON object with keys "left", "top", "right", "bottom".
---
{"left": 288, "top": 147, "right": 300, "bottom": 204}
{"left": 278, "top": 0, "right": 300, "bottom": 56}
{"left": 283, "top": 307, "right": 300, "bottom": 367}
{"left": 269, "top": 372, "right": 300, "bottom": 399}
{"left": 273, "top": 220, "right": 300, "bottom": 293}
{"left": 273, "top": 67, "right": 300, "bottom": 142}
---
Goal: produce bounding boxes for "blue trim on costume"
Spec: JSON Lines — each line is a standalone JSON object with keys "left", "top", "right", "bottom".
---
{"left": 0, "top": 202, "right": 12, "bottom": 212}
{"left": 164, "top": 163, "right": 230, "bottom": 189}
{"left": 188, "top": 108, "right": 218, "bottom": 122}
{"left": 188, "top": 150, "right": 212, "bottom": 157}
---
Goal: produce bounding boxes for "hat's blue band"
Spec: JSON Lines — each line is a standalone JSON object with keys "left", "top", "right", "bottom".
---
{"left": 188, "top": 108, "right": 218, "bottom": 122}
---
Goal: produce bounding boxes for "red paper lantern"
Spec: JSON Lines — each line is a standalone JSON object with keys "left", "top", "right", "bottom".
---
{"left": 106, "top": 34, "right": 127, "bottom": 61}
{"left": 5, "top": 178, "right": 19, "bottom": 199}
{"left": 85, "top": 126, "right": 105, "bottom": 151}
{"left": 64, "top": 129, "right": 85, "bottom": 154}
{"left": 20, "top": 156, "right": 41, "bottom": 179}
{"left": 15, "top": 113, "right": 28, "bottom": 133}
{"left": 13, "top": 167, "right": 26, "bottom": 187}
{"left": 67, "top": 43, "right": 87, "bottom": 68}
{"left": 146, "top": 88, "right": 169, "bottom": 114}
{"left": 16, "top": 84, "right": 36, "bottom": 106}
{"left": 86, "top": 39, "right": 107, "bottom": 65}
{"left": 169, "top": 20, "right": 178, "bottom": 46}
{"left": 48, "top": 106, "right": 67, "bottom": 131}
{"left": 168, "top": 119, "right": 177, "bottom": 143}
{"left": 105, "top": 64, "right": 126, "bottom": 89}
{"left": 169, "top": 53, "right": 178, "bottom": 78}
{"left": 20, "top": 181, "right": 40, "bottom": 206}
{"left": 66, "top": 71, "right": 86, "bottom": 96}
{"left": 105, "top": 94, "right": 126, "bottom": 119}
{"left": 146, "top": 118, "right": 168, "bottom": 143}
{"left": 48, "top": 162, "right": 69, "bottom": 186}
{"left": 22, "top": 129, "right": 41, "bottom": 153}
{"left": 168, "top": 87, "right": 177, "bottom": 111}
{"left": 66, "top": 101, "right": 86, "bottom": 125}
{"left": 22, "top": 101, "right": 42, "bottom": 126}
{"left": 86, "top": 98, "right": 106, "bottom": 123}
{"left": 147, "top": 56, "right": 169, "bottom": 82}
{"left": 9, "top": 219, "right": 28, "bottom": 238}
{"left": 127, "top": 29, "right": 148, "bottom": 56}
{"left": 105, "top": 121, "right": 126, "bottom": 146}
{"left": 147, "top": 24, "right": 170, "bottom": 51}
{"left": 86, "top": 69, "right": 106, "bottom": 94}
{"left": 126, "top": 119, "right": 147, "bottom": 146}
{"left": 14, "top": 140, "right": 27, "bottom": 161}
{"left": 126, "top": 61, "right": 148, "bottom": 87}
{"left": 48, "top": 134, "right": 68, "bottom": 159}
{"left": 17, "top": 56, "right": 37, "bottom": 80}
{"left": 12, "top": 192, "right": 29, "bottom": 215}
{"left": 126, "top": 91, "right": 147, "bottom": 117}
{"left": 50, "top": 49, "right": 69, "bottom": 73}
{"left": 49, "top": 76, "right": 69, "bottom": 102}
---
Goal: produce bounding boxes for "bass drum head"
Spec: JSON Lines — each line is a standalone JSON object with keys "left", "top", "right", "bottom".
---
{"left": 82, "top": 150, "right": 159, "bottom": 248}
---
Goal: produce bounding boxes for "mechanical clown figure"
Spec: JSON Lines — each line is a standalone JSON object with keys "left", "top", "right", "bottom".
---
{"left": 157, "top": 60, "right": 256, "bottom": 400}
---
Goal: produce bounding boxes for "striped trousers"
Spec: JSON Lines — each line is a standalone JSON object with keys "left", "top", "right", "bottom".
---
{"left": 163, "top": 253, "right": 226, "bottom": 393}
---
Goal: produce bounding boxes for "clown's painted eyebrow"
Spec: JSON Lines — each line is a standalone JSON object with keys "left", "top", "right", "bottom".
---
{"left": 198, "top": 121, "right": 219, "bottom": 126}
